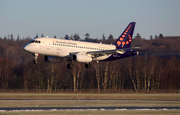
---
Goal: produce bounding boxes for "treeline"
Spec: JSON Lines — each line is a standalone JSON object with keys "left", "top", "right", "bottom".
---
{"left": 0, "top": 34, "right": 180, "bottom": 93}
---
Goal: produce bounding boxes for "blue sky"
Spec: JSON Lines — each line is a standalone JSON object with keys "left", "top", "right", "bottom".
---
{"left": 0, "top": 0, "right": 180, "bottom": 40}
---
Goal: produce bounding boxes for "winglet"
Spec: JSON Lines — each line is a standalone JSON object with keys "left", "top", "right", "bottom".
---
{"left": 114, "top": 22, "right": 136, "bottom": 49}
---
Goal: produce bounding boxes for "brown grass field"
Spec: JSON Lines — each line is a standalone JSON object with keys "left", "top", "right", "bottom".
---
{"left": 0, "top": 93, "right": 180, "bottom": 100}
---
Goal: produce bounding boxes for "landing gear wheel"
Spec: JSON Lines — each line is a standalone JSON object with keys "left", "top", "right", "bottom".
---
{"left": 34, "top": 60, "right": 37, "bottom": 64}
{"left": 85, "top": 63, "right": 91, "bottom": 68}
{"left": 67, "top": 63, "right": 73, "bottom": 69}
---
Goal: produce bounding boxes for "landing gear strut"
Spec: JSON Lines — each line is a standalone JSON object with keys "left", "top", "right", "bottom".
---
{"left": 85, "top": 63, "right": 91, "bottom": 68}
{"left": 67, "top": 62, "right": 73, "bottom": 69}
{"left": 33, "top": 53, "right": 39, "bottom": 64}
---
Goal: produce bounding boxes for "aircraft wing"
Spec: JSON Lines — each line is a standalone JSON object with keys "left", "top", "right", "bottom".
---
{"left": 85, "top": 48, "right": 134, "bottom": 57}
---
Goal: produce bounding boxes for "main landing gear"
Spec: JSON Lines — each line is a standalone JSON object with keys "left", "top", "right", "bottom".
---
{"left": 67, "top": 62, "right": 91, "bottom": 69}
{"left": 33, "top": 53, "right": 39, "bottom": 64}
{"left": 67, "top": 62, "right": 73, "bottom": 69}
{"left": 85, "top": 63, "right": 91, "bottom": 68}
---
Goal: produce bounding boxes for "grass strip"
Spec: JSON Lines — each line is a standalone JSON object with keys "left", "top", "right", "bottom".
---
{"left": 0, "top": 93, "right": 180, "bottom": 100}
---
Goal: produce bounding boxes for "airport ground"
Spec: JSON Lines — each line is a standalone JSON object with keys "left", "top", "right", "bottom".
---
{"left": 0, "top": 110, "right": 180, "bottom": 115}
{"left": 0, "top": 93, "right": 180, "bottom": 115}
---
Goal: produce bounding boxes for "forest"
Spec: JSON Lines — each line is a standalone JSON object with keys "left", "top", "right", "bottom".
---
{"left": 0, "top": 33, "right": 180, "bottom": 93}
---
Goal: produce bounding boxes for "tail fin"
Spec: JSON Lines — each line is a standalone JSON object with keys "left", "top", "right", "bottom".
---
{"left": 114, "top": 22, "right": 136, "bottom": 48}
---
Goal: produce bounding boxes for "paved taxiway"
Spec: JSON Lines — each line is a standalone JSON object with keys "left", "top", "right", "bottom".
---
{"left": 1, "top": 99, "right": 180, "bottom": 101}
{"left": 0, "top": 107, "right": 180, "bottom": 111}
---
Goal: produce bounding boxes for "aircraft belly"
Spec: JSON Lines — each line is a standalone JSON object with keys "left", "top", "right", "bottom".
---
{"left": 57, "top": 52, "right": 69, "bottom": 57}
{"left": 93, "top": 55, "right": 111, "bottom": 61}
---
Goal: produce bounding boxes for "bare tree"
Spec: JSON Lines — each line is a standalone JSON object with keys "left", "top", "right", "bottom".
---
{"left": 94, "top": 63, "right": 100, "bottom": 93}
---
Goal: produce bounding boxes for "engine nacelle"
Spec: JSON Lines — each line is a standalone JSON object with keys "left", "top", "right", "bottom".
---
{"left": 72, "top": 54, "right": 92, "bottom": 63}
{"left": 44, "top": 55, "right": 63, "bottom": 63}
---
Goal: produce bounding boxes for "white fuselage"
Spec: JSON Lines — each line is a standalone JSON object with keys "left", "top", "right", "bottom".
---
{"left": 24, "top": 37, "right": 116, "bottom": 61}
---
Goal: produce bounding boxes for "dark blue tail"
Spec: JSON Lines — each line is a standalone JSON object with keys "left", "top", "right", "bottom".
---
{"left": 114, "top": 22, "right": 136, "bottom": 49}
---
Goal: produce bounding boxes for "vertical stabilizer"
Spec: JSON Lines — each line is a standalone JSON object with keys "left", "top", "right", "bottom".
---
{"left": 114, "top": 22, "right": 136, "bottom": 48}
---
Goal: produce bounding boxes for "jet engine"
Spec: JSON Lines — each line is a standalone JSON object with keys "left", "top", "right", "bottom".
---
{"left": 72, "top": 54, "right": 92, "bottom": 63}
{"left": 44, "top": 55, "right": 63, "bottom": 63}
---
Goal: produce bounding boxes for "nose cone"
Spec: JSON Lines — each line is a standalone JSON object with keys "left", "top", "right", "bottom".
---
{"left": 23, "top": 44, "right": 31, "bottom": 52}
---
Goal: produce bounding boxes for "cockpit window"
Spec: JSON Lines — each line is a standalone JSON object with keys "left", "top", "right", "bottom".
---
{"left": 29, "top": 40, "right": 41, "bottom": 44}
{"left": 29, "top": 40, "right": 35, "bottom": 43}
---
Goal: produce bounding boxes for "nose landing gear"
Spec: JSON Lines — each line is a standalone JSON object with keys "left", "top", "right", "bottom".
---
{"left": 33, "top": 53, "right": 39, "bottom": 64}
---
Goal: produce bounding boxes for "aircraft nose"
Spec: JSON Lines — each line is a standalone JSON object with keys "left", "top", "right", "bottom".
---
{"left": 23, "top": 44, "right": 31, "bottom": 52}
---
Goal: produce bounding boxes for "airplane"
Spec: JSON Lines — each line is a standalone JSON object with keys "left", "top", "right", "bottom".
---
{"left": 23, "top": 22, "right": 139, "bottom": 69}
